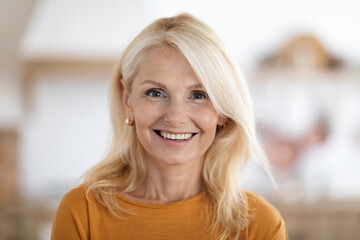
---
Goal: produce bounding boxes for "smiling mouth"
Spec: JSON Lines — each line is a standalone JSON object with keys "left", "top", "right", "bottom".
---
{"left": 154, "top": 130, "right": 197, "bottom": 141}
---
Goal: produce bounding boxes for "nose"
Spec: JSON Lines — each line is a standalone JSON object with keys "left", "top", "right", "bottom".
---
{"left": 164, "top": 98, "right": 187, "bottom": 127}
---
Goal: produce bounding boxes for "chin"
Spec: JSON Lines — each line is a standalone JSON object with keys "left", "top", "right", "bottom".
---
{"left": 145, "top": 151, "right": 204, "bottom": 168}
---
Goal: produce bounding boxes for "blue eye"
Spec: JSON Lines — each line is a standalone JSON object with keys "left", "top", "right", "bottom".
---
{"left": 146, "top": 89, "right": 163, "bottom": 97}
{"left": 191, "top": 91, "right": 207, "bottom": 100}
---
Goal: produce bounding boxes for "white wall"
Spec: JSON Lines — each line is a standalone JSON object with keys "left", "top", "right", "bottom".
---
{"left": 20, "top": 71, "right": 111, "bottom": 197}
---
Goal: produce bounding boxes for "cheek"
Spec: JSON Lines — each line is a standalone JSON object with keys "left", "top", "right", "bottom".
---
{"left": 132, "top": 105, "right": 155, "bottom": 148}
{"left": 132, "top": 101, "right": 162, "bottom": 129}
{"left": 194, "top": 108, "right": 220, "bottom": 134}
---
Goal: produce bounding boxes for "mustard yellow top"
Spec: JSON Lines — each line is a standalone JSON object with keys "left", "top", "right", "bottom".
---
{"left": 51, "top": 186, "right": 288, "bottom": 240}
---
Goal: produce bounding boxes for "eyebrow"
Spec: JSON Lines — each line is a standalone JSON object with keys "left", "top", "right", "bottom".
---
{"left": 141, "top": 79, "right": 204, "bottom": 90}
{"left": 141, "top": 80, "right": 167, "bottom": 89}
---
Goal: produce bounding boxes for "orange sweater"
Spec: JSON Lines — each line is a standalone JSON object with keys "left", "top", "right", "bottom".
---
{"left": 51, "top": 186, "right": 288, "bottom": 240}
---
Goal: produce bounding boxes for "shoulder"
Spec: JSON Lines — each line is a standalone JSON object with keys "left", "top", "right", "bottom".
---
{"left": 54, "top": 184, "right": 90, "bottom": 220}
{"left": 56, "top": 185, "right": 89, "bottom": 213}
{"left": 243, "top": 191, "right": 288, "bottom": 240}
{"left": 61, "top": 185, "right": 88, "bottom": 203}
{"left": 244, "top": 191, "right": 282, "bottom": 223}
{"left": 51, "top": 185, "right": 90, "bottom": 239}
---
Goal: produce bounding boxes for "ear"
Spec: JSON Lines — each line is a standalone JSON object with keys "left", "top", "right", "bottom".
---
{"left": 121, "top": 79, "right": 132, "bottom": 114}
{"left": 217, "top": 115, "right": 227, "bottom": 127}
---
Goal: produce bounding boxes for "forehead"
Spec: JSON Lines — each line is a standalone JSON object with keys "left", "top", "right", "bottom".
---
{"left": 134, "top": 46, "right": 202, "bottom": 88}
{"left": 140, "top": 46, "right": 190, "bottom": 72}
{"left": 143, "top": 46, "right": 181, "bottom": 61}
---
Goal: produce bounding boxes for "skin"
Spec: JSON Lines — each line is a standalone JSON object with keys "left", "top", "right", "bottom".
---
{"left": 122, "top": 46, "right": 225, "bottom": 204}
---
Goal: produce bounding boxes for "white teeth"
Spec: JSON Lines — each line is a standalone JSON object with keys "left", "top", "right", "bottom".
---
{"left": 158, "top": 131, "right": 193, "bottom": 140}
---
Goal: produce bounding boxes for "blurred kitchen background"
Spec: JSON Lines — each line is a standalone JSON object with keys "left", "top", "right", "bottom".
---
{"left": 1, "top": 0, "right": 359, "bottom": 239}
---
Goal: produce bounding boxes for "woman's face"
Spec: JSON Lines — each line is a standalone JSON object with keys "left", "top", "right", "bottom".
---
{"left": 123, "top": 46, "right": 224, "bottom": 167}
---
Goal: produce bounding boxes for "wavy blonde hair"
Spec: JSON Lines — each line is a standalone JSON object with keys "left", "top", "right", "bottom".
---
{"left": 83, "top": 13, "right": 269, "bottom": 240}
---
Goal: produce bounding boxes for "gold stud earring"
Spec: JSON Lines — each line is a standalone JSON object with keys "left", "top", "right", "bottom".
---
{"left": 125, "top": 118, "right": 134, "bottom": 126}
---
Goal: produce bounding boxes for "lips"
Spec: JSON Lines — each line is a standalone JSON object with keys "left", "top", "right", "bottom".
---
{"left": 153, "top": 130, "right": 197, "bottom": 141}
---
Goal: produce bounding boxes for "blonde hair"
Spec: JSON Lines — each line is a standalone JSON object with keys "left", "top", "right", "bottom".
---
{"left": 84, "top": 13, "right": 269, "bottom": 240}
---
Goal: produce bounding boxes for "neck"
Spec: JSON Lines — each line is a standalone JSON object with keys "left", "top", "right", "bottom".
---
{"left": 125, "top": 157, "right": 204, "bottom": 204}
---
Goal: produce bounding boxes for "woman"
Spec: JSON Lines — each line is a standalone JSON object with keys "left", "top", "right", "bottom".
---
{"left": 51, "top": 13, "right": 288, "bottom": 240}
